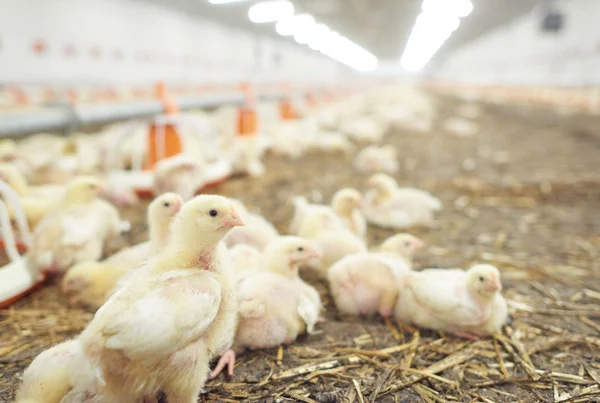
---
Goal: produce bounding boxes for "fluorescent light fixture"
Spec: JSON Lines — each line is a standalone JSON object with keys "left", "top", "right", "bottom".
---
{"left": 400, "top": 0, "right": 471, "bottom": 72}
{"left": 294, "top": 22, "right": 328, "bottom": 45}
{"left": 248, "top": 0, "right": 294, "bottom": 23}
{"left": 208, "top": 0, "right": 249, "bottom": 4}
{"left": 276, "top": 13, "right": 315, "bottom": 36}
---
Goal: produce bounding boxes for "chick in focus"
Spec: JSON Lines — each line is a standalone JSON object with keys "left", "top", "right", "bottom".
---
{"left": 394, "top": 264, "right": 508, "bottom": 339}
{"left": 27, "top": 176, "right": 127, "bottom": 278}
{"left": 62, "top": 192, "right": 184, "bottom": 310}
{"left": 362, "top": 173, "right": 442, "bottom": 229}
{"left": 212, "top": 236, "right": 322, "bottom": 378}
{"left": 328, "top": 233, "right": 423, "bottom": 317}
{"left": 77, "top": 195, "right": 243, "bottom": 403}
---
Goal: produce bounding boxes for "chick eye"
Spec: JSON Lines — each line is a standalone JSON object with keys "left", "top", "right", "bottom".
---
{"left": 297, "top": 247, "right": 304, "bottom": 252}
{"left": 88, "top": 184, "right": 95, "bottom": 190}
{"left": 209, "top": 209, "right": 218, "bottom": 217}
{"left": 404, "top": 241, "right": 411, "bottom": 247}
{"left": 163, "top": 202, "right": 170, "bottom": 207}
{"left": 479, "top": 276, "right": 484, "bottom": 282}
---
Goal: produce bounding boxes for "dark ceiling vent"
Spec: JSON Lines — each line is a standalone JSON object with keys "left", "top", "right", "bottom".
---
{"left": 539, "top": 0, "right": 565, "bottom": 34}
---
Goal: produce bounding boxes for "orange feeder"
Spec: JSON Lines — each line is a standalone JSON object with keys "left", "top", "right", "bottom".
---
{"left": 145, "top": 82, "right": 183, "bottom": 170}
{"left": 279, "top": 99, "right": 298, "bottom": 120}
{"left": 237, "top": 82, "right": 258, "bottom": 136}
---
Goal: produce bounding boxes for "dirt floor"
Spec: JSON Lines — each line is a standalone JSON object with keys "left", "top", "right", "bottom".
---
{"left": 1, "top": 95, "right": 600, "bottom": 402}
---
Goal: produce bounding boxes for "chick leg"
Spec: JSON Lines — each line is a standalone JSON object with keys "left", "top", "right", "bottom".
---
{"left": 378, "top": 289, "right": 398, "bottom": 318}
{"left": 210, "top": 349, "right": 236, "bottom": 378}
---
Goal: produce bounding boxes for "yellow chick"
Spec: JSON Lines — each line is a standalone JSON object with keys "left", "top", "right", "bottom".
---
{"left": 27, "top": 176, "right": 127, "bottom": 278}
{"left": 77, "top": 195, "right": 243, "bottom": 403}
{"left": 153, "top": 155, "right": 205, "bottom": 201}
{"left": 62, "top": 192, "right": 184, "bottom": 310}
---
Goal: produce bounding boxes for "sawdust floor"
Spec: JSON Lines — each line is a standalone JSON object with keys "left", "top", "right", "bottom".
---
{"left": 1, "top": 95, "right": 600, "bottom": 402}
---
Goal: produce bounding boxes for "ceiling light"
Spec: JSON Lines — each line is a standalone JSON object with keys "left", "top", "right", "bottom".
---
{"left": 276, "top": 14, "right": 315, "bottom": 36}
{"left": 248, "top": 0, "right": 294, "bottom": 24}
{"left": 294, "top": 23, "right": 328, "bottom": 45}
{"left": 208, "top": 0, "right": 249, "bottom": 4}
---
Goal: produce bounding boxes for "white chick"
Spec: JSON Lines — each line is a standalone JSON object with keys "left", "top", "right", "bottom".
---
{"left": 153, "top": 154, "right": 205, "bottom": 201}
{"left": 328, "top": 233, "right": 423, "bottom": 317}
{"left": 339, "top": 116, "right": 388, "bottom": 143}
{"left": 362, "top": 173, "right": 442, "bottom": 229}
{"left": 395, "top": 264, "right": 508, "bottom": 339}
{"left": 78, "top": 195, "right": 243, "bottom": 403}
{"left": 27, "top": 176, "right": 127, "bottom": 278}
{"left": 212, "top": 237, "right": 321, "bottom": 378}
{"left": 331, "top": 188, "right": 366, "bottom": 239}
{"left": 15, "top": 339, "right": 95, "bottom": 403}
{"left": 354, "top": 145, "right": 399, "bottom": 173}
{"left": 442, "top": 117, "right": 479, "bottom": 137}
{"left": 298, "top": 208, "right": 367, "bottom": 276}
{"left": 228, "top": 243, "right": 264, "bottom": 275}
{"left": 62, "top": 192, "right": 184, "bottom": 310}
{"left": 224, "top": 199, "right": 279, "bottom": 251}
{"left": 375, "top": 233, "right": 425, "bottom": 269}
{"left": 229, "top": 136, "right": 266, "bottom": 177}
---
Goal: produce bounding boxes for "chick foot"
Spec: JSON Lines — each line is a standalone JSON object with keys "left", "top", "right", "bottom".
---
{"left": 210, "top": 349, "right": 236, "bottom": 378}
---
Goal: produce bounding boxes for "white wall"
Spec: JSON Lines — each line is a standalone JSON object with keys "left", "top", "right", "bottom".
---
{"left": 432, "top": 0, "right": 600, "bottom": 86}
{"left": 0, "top": 0, "right": 342, "bottom": 85}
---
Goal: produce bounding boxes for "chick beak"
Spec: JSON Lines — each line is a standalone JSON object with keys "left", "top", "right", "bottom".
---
{"left": 487, "top": 280, "right": 502, "bottom": 292}
{"left": 305, "top": 248, "right": 322, "bottom": 260}
{"left": 220, "top": 213, "right": 244, "bottom": 228}
{"left": 413, "top": 239, "right": 425, "bottom": 250}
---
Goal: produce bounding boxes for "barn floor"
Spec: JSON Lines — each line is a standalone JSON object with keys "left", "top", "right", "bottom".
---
{"left": 1, "top": 95, "right": 600, "bottom": 402}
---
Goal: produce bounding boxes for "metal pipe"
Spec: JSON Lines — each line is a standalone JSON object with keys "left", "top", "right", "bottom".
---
{"left": 0, "top": 91, "right": 283, "bottom": 138}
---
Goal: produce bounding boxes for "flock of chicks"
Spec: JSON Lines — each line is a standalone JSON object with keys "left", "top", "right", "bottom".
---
{"left": 5, "top": 86, "right": 503, "bottom": 403}
{"left": 13, "top": 173, "right": 508, "bottom": 403}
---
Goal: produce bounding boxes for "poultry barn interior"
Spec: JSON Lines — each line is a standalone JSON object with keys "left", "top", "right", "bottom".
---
{"left": 1, "top": 0, "right": 599, "bottom": 402}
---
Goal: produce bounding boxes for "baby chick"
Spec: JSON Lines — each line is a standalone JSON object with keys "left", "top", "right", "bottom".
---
{"left": 328, "top": 233, "right": 422, "bottom": 317}
{"left": 212, "top": 237, "right": 321, "bottom": 378}
{"left": 395, "top": 264, "right": 508, "bottom": 339}
{"left": 153, "top": 154, "right": 204, "bottom": 201}
{"left": 331, "top": 188, "right": 366, "bottom": 239}
{"left": 62, "top": 192, "right": 183, "bottom": 310}
{"left": 298, "top": 208, "right": 367, "bottom": 276}
{"left": 354, "top": 144, "right": 399, "bottom": 173}
{"left": 363, "top": 173, "right": 442, "bottom": 229}
{"left": 224, "top": 199, "right": 279, "bottom": 251}
{"left": 27, "top": 176, "right": 127, "bottom": 278}
{"left": 78, "top": 195, "right": 243, "bottom": 403}
{"left": 376, "top": 233, "right": 425, "bottom": 269}
{"left": 229, "top": 243, "right": 264, "bottom": 275}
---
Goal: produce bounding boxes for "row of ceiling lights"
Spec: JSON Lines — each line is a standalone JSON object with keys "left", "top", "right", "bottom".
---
{"left": 400, "top": 0, "right": 473, "bottom": 72}
{"left": 208, "top": 0, "right": 378, "bottom": 72}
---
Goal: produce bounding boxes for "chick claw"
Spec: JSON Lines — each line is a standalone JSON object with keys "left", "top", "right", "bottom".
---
{"left": 210, "top": 349, "right": 236, "bottom": 378}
